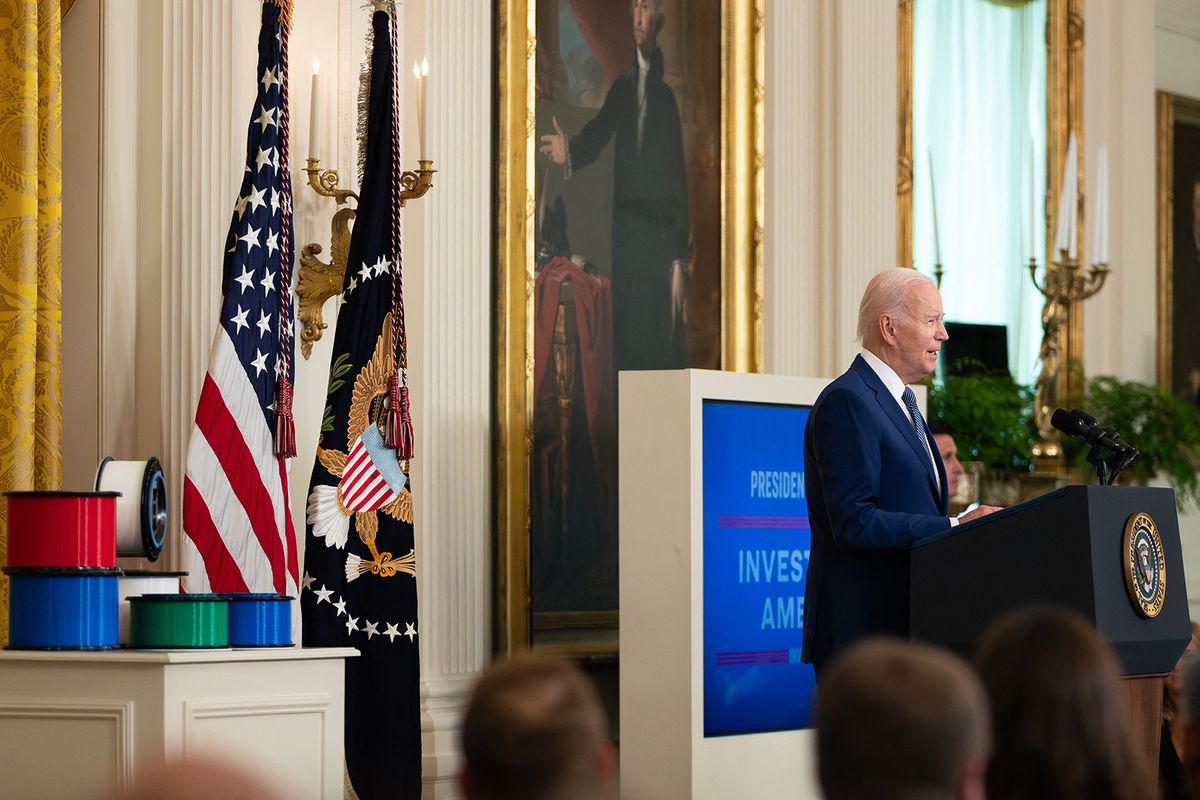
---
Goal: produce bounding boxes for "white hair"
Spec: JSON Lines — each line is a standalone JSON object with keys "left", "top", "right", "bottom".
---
{"left": 856, "top": 268, "right": 936, "bottom": 342}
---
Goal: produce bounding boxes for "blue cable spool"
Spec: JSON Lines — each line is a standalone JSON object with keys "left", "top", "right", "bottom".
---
{"left": 224, "top": 594, "right": 292, "bottom": 647}
{"left": 4, "top": 567, "right": 120, "bottom": 650}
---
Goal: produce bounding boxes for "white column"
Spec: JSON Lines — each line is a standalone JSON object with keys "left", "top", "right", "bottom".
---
{"left": 834, "top": 0, "right": 898, "bottom": 371}
{"left": 764, "top": 0, "right": 830, "bottom": 378}
{"left": 403, "top": 1, "right": 492, "bottom": 797}
{"left": 158, "top": 0, "right": 256, "bottom": 560}
{"left": 764, "top": 0, "right": 896, "bottom": 379}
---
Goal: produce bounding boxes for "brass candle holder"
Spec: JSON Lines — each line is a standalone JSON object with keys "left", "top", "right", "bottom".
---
{"left": 296, "top": 156, "right": 436, "bottom": 357}
{"left": 1027, "top": 249, "right": 1110, "bottom": 464}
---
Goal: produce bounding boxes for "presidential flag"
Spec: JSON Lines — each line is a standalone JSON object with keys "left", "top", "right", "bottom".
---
{"left": 300, "top": 5, "right": 421, "bottom": 797}
{"left": 180, "top": 0, "right": 300, "bottom": 627}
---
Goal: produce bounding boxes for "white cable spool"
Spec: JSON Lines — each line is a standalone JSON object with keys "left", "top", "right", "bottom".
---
{"left": 94, "top": 458, "right": 168, "bottom": 562}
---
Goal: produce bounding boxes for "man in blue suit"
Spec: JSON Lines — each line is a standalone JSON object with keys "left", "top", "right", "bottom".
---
{"left": 801, "top": 269, "right": 1001, "bottom": 673}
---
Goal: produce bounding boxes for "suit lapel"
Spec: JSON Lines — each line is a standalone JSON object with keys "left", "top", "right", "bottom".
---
{"left": 851, "top": 356, "right": 942, "bottom": 501}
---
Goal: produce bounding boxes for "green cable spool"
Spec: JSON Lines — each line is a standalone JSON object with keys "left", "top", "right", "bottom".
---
{"left": 128, "top": 594, "right": 229, "bottom": 648}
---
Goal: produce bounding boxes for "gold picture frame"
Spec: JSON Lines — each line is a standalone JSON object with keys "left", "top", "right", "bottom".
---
{"left": 494, "top": 0, "right": 763, "bottom": 656}
{"left": 897, "top": 0, "right": 1084, "bottom": 402}
{"left": 1156, "top": 91, "right": 1200, "bottom": 396}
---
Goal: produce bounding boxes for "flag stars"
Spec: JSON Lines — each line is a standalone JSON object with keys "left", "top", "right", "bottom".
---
{"left": 403, "top": 622, "right": 417, "bottom": 642}
{"left": 239, "top": 224, "right": 261, "bottom": 251}
{"left": 250, "top": 349, "right": 270, "bottom": 377}
{"left": 357, "top": 261, "right": 373, "bottom": 284}
{"left": 333, "top": 598, "right": 347, "bottom": 617}
{"left": 384, "top": 623, "right": 400, "bottom": 643}
{"left": 313, "top": 585, "right": 333, "bottom": 604}
{"left": 269, "top": 188, "right": 281, "bottom": 215}
{"left": 302, "top": 572, "right": 315, "bottom": 591}
{"left": 372, "top": 256, "right": 391, "bottom": 279}
{"left": 261, "top": 268, "right": 276, "bottom": 296}
{"left": 229, "top": 305, "right": 250, "bottom": 334}
{"left": 234, "top": 266, "right": 255, "bottom": 295}
{"left": 260, "top": 67, "right": 279, "bottom": 92}
{"left": 254, "top": 104, "right": 277, "bottom": 132}
{"left": 257, "top": 310, "right": 272, "bottom": 339}
{"left": 246, "top": 186, "right": 267, "bottom": 214}
{"left": 265, "top": 230, "right": 279, "bottom": 257}
{"left": 345, "top": 615, "right": 359, "bottom": 635}
{"left": 254, "top": 146, "right": 276, "bottom": 173}
{"left": 363, "top": 620, "right": 379, "bottom": 640}
{"left": 234, "top": 193, "right": 249, "bottom": 219}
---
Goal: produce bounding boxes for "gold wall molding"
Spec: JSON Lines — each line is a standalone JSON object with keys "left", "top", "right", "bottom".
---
{"left": 493, "top": 0, "right": 763, "bottom": 655}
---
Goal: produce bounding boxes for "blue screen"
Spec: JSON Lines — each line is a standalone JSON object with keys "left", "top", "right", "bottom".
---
{"left": 702, "top": 399, "right": 815, "bottom": 737}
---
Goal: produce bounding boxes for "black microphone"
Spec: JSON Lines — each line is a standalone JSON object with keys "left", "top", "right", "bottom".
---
{"left": 1069, "top": 409, "right": 1130, "bottom": 453}
{"left": 1051, "top": 408, "right": 1088, "bottom": 438}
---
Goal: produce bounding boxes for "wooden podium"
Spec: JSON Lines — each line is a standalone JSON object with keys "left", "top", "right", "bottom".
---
{"left": 910, "top": 485, "right": 1190, "bottom": 785}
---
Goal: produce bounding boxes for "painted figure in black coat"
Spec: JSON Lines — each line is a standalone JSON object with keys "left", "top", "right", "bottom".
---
{"left": 540, "top": 0, "right": 688, "bottom": 373}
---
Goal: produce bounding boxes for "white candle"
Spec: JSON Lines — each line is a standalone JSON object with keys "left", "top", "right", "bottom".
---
{"left": 1053, "top": 131, "right": 1078, "bottom": 258}
{"left": 412, "top": 62, "right": 422, "bottom": 160}
{"left": 1095, "top": 144, "right": 1109, "bottom": 264}
{"left": 308, "top": 57, "right": 321, "bottom": 160}
{"left": 928, "top": 149, "right": 941, "bottom": 265}
{"left": 420, "top": 57, "right": 430, "bottom": 161}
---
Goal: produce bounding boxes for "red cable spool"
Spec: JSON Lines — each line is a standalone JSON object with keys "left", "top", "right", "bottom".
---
{"left": 5, "top": 491, "right": 121, "bottom": 568}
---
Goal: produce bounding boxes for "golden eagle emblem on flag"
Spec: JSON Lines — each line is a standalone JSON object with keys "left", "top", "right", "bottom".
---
{"left": 307, "top": 313, "right": 415, "bottom": 581}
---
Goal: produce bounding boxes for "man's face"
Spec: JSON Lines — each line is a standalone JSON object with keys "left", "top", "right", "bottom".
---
{"left": 884, "top": 282, "right": 948, "bottom": 384}
{"left": 933, "top": 433, "right": 964, "bottom": 498}
{"left": 632, "top": 0, "right": 656, "bottom": 52}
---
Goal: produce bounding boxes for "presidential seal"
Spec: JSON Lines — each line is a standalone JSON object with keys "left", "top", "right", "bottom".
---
{"left": 1123, "top": 512, "right": 1166, "bottom": 618}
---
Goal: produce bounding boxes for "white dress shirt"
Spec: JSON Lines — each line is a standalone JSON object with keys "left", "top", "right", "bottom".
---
{"left": 635, "top": 48, "right": 649, "bottom": 151}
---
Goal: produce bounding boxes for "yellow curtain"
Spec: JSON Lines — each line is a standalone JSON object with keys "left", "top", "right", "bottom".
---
{"left": 0, "top": 0, "right": 64, "bottom": 646}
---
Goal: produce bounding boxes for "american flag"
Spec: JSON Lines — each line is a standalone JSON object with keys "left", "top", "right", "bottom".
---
{"left": 181, "top": 0, "right": 299, "bottom": 624}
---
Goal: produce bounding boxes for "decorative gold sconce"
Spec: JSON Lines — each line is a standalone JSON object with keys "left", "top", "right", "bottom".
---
{"left": 296, "top": 157, "right": 436, "bottom": 358}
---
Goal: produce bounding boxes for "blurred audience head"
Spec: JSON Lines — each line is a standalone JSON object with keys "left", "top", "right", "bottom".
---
{"left": 104, "top": 755, "right": 286, "bottom": 800}
{"left": 974, "top": 605, "right": 1147, "bottom": 800}
{"left": 816, "top": 638, "right": 990, "bottom": 800}
{"left": 460, "top": 653, "right": 617, "bottom": 800}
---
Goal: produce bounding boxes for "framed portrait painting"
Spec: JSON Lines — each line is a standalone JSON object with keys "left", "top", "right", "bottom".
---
{"left": 1157, "top": 92, "right": 1200, "bottom": 408}
{"left": 495, "top": 0, "right": 763, "bottom": 655}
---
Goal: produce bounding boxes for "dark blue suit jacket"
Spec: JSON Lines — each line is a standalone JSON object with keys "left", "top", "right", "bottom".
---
{"left": 801, "top": 355, "right": 951, "bottom": 667}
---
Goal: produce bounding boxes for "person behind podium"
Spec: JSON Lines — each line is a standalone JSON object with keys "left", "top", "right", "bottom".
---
{"left": 929, "top": 420, "right": 966, "bottom": 500}
{"left": 801, "top": 268, "right": 1000, "bottom": 673}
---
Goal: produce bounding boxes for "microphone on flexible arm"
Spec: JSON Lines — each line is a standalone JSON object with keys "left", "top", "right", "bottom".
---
{"left": 1049, "top": 408, "right": 1139, "bottom": 486}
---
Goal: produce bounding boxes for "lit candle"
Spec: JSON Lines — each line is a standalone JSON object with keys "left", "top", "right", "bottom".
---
{"left": 928, "top": 149, "right": 941, "bottom": 266}
{"left": 308, "top": 57, "right": 321, "bottom": 160}
{"left": 1094, "top": 144, "right": 1109, "bottom": 265}
{"left": 420, "top": 57, "right": 430, "bottom": 161}
{"left": 412, "top": 62, "right": 423, "bottom": 161}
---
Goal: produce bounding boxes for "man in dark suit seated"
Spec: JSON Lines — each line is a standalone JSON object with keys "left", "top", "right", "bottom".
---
{"left": 801, "top": 268, "right": 1001, "bottom": 674}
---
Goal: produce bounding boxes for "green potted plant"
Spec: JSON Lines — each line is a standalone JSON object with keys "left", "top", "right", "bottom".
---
{"left": 1065, "top": 375, "right": 1200, "bottom": 510}
{"left": 926, "top": 364, "right": 1036, "bottom": 505}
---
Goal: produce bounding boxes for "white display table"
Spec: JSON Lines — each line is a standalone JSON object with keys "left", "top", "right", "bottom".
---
{"left": 0, "top": 646, "right": 357, "bottom": 799}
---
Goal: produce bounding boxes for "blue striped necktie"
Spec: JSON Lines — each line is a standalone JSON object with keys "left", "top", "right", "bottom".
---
{"left": 901, "top": 387, "right": 925, "bottom": 442}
